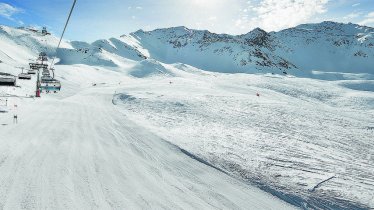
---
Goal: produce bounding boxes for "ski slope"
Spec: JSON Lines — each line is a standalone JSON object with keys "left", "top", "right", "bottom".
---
{"left": 111, "top": 66, "right": 374, "bottom": 210}
{"left": 0, "top": 63, "right": 298, "bottom": 209}
{"left": 0, "top": 23, "right": 373, "bottom": 209}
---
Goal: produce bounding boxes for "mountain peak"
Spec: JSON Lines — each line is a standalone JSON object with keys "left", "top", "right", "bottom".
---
{"left": 251, "top": 27, "right": 267, "bottom": 34}
{"left": 240, "top": 27, "right": 270, "bottom": 46}
{"left": 295, "top": 21, "right": 372, "bottom": 32}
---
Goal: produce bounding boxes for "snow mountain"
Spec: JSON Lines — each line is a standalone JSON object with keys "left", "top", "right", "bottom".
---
{"left": 0, "top": 22, "right": 373, "bottom": 210}
{"left": 0, "top": 25, "right": 298, "bottom": 210}
{"left": 58, "top": 21, "right": 374, "bottom": 75}
{"left": 1, "top": 21, "right": 373, "bottom": 76}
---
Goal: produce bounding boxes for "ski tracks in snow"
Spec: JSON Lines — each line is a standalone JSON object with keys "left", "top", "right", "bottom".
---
{"left": 0, "top": 86, "right": 295, "bottom": 209}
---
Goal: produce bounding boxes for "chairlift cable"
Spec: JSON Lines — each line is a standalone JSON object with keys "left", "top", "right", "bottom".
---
{"left": 50, "top": 0, "right": 77, "bottom": 78}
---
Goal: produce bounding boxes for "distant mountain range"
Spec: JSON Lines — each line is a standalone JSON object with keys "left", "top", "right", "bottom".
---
{"left": 1, "top": 21, "right": 373, "bottom": 76}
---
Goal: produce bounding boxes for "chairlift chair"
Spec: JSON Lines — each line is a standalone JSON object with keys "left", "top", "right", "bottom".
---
{"left": 42, "top": 70, "right": 50, "bottom": 76}
{"left": 29, "top": 63, "right": 48, "bottom": 70}
{"left": 41, "top": 75, "right": 53, "bottom": 81}
{"left": 18, "top": 67, "right": 32, "bottom": 80}
{"left": 41, "top": 27, "right": 51, "bottom": 36}
{"left": 38, "top": 52, "right": 48, "bottom": 62}
{"left": 40, "top": 78, "right": 61, "bottom": 93}
{"left": 18, "top": 73, "right": 31, "bottom": 80}
{"left": 0, "top": 73, "right": 16, "bottom": 86}
{"left": 27, "top": 69, "right": 37, "bottom": 74}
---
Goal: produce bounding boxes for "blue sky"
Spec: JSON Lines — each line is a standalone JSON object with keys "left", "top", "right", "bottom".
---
{"left": 0, "top": 0, "right": 374, "bottom": 42}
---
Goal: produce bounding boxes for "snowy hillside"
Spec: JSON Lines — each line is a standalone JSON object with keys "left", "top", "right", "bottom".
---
{"left": 50, "top": 21, "right": 373, "bottom": 75}
{"left": 275, "top": 22, "right": 374, "bottom": 73}
{"left": 0, "top": 26, "right": 72, "bottom": 65}
{"left": 11, "top": 21, "right": 370, "bottom": 76}
{"left": 129, "top": 22, "right": 374, "bottom": 74}
{"left": 0, "top": 22, "right": 373, "bottom": 210}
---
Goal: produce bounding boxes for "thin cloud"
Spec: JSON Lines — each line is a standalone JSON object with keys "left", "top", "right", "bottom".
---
{"left": 367, "top": 12, "right": 374, "bottom": 18}
{"left": 343, "top": 11, "right": 363, "bottom": 20}
{"left": 359, "top": 11, "right": 374, "bottom": 26}
{"left": 128, "top": 6, "right": 143, "bottom": 10}
{"left": 236, "top": 0, "right": 329, "bottom": 32}
{"left": 0, "top": 3, "right": 23, "bottom": 21}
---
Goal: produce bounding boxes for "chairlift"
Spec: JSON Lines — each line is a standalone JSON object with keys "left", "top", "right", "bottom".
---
{"left": 18, "top": 67, "right": 32, "bottom": 80}
{"left": 40, "top": 78, "right": 61, "bottom": 93}
{"left": 27, "top": 69, "right": 37, "bottom": 74}
{"left": 41, "top": 75, "right": 52, "bottom": 81}
{"left": 39, "top": 52, "right": 48, "bottom": 59}
{"left": 42, "top": 27, "right": 51, "bottom": 36}
{"left": 42, "top": 69, "right": 51, "bottom": 76}
{"left": 35, "top": 0, "right": 76, "bottom": 96}
{"left": 29, "top": 63, "right": 48, "bottom": 70}
{"left": 18, "top": 73, "right": 31, "bottom": 80}
{"left": 0, "top": 73, "right": 16, "bottom": 86}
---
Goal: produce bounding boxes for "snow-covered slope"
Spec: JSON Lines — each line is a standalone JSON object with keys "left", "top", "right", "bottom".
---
{"left": 0, "top": 28, "right": 297, "bottom": 209}
{"left": 126, "top": 26, "right": 298, "bottom": 74}
{"left": 275, "top": 22, "right": 374, "bottom": 73}
{"left": 119, "top": 21, "right": 373, "bottom": 75}
{"left": 114, "top": 70, "right": 373, "bottom": 209}
{"left": 0, "top": 22, "right": 373, "bottom": 209}
{"left": 0, "top": 66, "right": 298, "bottom": 210}
{"left": 19, "top": 21, "right": 372, "bottom": 76}
{"left": 0, "top": 26, "right": 72, "bottom": 65}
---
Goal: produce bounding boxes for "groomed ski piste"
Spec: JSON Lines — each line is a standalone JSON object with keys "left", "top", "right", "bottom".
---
{"left": 0, "top": 23, "right": 373, "bottom": 209}
{"left": 0, "top": 67, "right": 299, "bottom": 210}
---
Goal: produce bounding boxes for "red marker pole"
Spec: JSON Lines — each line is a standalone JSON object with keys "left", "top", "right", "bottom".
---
{"left": 36, "top": 69, "right": 41, "bottom": 98}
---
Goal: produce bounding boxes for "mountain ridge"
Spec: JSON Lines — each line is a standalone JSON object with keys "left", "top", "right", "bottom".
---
{"left": 1, "top": 21, "right": 373, "bottom": 76}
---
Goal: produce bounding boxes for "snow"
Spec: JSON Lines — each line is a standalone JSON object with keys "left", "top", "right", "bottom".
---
{"left": 0, "top": 65, "right": 297, "bottom": 209}
{"left": 113, "top": 69, "right": 374, "bottom": 209}
{"left": 129, "top": 59, "right": 175, "bottom": 78}
{"left": 0, "top": 22, "right": 373, "bottom": 209}
{"left": 0, "top": 26, "right": 297, "bottom": 209}
{"left": 5, "top": 21, "right": 369, "bottom": 77}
